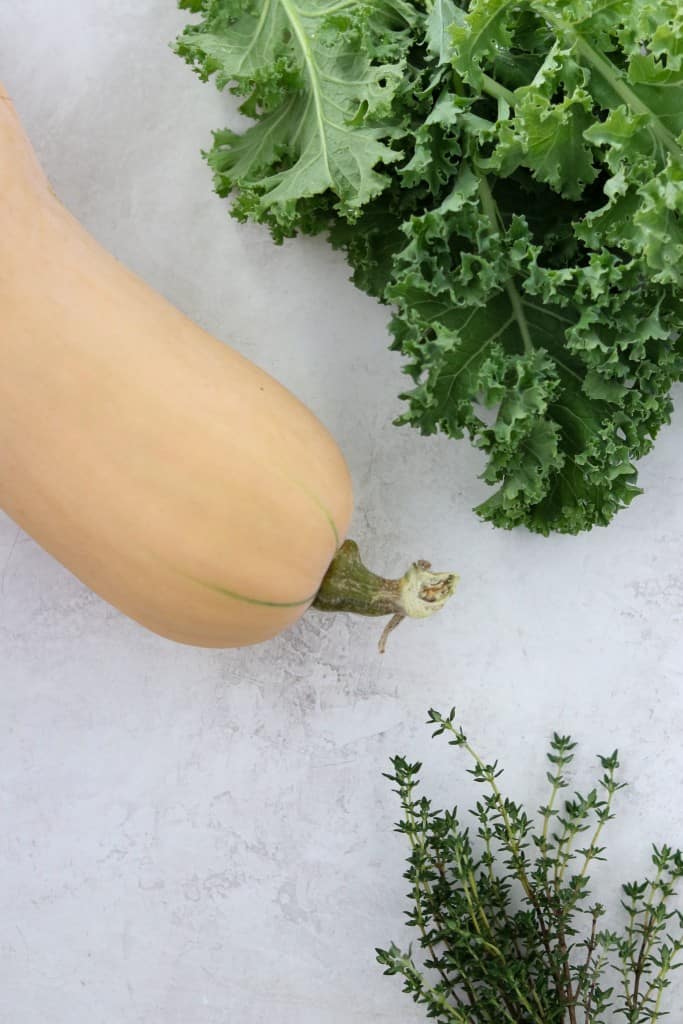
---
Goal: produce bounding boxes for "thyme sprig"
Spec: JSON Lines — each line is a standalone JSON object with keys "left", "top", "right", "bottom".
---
{"left": 378, "top": 710, "right": 683, "bottom": 1023}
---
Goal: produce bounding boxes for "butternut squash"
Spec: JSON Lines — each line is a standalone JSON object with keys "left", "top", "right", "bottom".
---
{"left": 0, "top": 85, "right": 457, "bottom": 648}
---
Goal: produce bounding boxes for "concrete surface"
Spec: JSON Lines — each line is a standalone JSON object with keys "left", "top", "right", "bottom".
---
{"left": 1, "top": 3, "right": 682, "bottom": 1022}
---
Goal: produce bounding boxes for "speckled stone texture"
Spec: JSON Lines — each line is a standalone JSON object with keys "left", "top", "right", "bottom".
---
{"left": 1, "top": 4, "right": 682, "bottom": 1022}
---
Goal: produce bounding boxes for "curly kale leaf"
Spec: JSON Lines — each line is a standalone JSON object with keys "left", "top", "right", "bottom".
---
{"left": 174, "top": 0, "right": 415, "bottom": 234}
{"left": 388, "top": 171, "right": 680, "bottom": 533}
{"left": 175, "top": 0, "right": 683, "bottom": 534}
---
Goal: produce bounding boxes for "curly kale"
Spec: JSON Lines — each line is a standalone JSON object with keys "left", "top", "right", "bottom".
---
{"left": 174, "top": 0, "right": 683, "bottom": 534}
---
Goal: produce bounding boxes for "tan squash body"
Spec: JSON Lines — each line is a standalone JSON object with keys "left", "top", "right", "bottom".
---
{"left": 0, "top": 87, "right": 353, "bottom": 647}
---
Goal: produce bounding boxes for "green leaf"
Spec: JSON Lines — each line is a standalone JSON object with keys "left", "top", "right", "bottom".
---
{"left": 399, "top": 92, "right": 464, "bottom": 193}
{"left": 450, "top": 0, "right": 516, "bottom": 90}
{"left": 492, "top": 46, "right": 598, "bottom": 200}
{"left": 633, "top": 157, "right": 683, "bottom": 285}
{"left": 425, "top": 0, "right": 464, "bottom": 66}
{"left": 174, "top": 0, "right": 412, "bottom": 229}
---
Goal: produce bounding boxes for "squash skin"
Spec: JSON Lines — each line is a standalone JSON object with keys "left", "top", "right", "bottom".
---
{"left": 0, "top": 86, "right": 353, "bottom": 647}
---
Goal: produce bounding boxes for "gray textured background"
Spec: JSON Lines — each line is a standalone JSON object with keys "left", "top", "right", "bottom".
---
{"left": 1, "top": 4, "right": 682, "bottom": 1022}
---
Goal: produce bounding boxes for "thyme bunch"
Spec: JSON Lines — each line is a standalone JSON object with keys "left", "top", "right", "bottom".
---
{"left": 378, "top": 710, "right": 683, "bottom": 1023}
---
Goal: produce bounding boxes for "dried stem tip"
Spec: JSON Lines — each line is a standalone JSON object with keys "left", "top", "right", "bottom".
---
{"left": 312, "top": 539, "right": 459, "bottom": 652}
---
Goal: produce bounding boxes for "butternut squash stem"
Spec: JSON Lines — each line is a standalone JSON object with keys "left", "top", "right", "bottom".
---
{"left": 312, "top": 539, "right": 459, "bottom": 653}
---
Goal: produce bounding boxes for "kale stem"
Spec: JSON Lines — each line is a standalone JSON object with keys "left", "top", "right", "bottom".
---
{"left": 476, "top": 175, "right": 535, "bottom": 355}
{"left": 480, "top": 72, "right": 516, "bottom": 107}
{"left": 533, "top": 3, "right": 683, "bottom": 160}
{"left": 571, "top": 36, "right": 683, "bottom": 160}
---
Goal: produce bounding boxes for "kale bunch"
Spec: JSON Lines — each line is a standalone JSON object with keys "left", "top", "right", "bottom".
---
{"left": 175, "top": 0, "right": 683, "bottom": 534}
